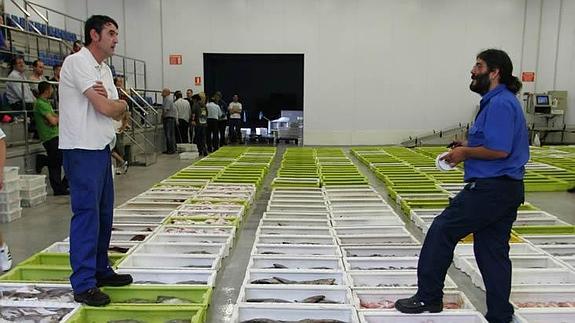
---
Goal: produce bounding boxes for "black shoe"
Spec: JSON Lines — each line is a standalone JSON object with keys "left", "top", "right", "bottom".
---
{"left": 74, "top": 287, "right": 110, "bottom": 306}
{"left": 96, "top": 273, "right": 133, "bottom": 287}
{"left": 395, "top": 295, "right": 443, "bottom": 314}
{"left": 568, "top": 187, "right": 575, "bottom": 193}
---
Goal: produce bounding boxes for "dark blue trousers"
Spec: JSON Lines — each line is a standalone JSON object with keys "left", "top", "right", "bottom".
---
{"left": 63, "top": 147, "right": 115, "bottom": 294}
{"left": 416, "top": 177, "right": 524, "bottom": 323}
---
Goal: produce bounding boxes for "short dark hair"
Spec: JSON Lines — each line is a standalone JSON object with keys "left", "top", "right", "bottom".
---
{"left": 477, "top": 49, "right": 522, "bottom": 95}
{"left": 32, "top": 59, "right": 43, "bottom": 67}
{"left": 10, "top": 55, "right": 24, "bottom": 69}
{"left": 174, "top": 91, "right": 182, "bottom": 99}
{"left": 84, "top": 15, "right": 118, "bottom": 46}
{"left": 53, "top": 64, "right": 62, "bottom": 69}
{"left": 38, "top": 81, "right": 52, "bottom": 95}
{"left": 191, "top": 94, "right": 201, "bottom": 102}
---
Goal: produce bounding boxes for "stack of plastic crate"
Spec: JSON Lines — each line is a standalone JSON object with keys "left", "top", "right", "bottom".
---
{"left": 0, "top": 167, "right": 21, "bottom": 223}
{"left": 19, "top": 174, "right": 47, "bottom": 208}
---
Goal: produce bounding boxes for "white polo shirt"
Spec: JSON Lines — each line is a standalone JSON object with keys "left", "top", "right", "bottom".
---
{"left": 58, "top": 47, "right": 117, "bottom": 150}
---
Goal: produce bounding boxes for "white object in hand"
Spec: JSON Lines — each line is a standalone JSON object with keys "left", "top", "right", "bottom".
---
{"left": 436, "top": 152, "right": 455, "bottom": 171}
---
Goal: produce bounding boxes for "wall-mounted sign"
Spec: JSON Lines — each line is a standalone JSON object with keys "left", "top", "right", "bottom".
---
{"left": 194, "top": 76, "right": 202, "bottom": 86}
{"left": 169, "top": 54, "right": 182, "bottom": 65}
{"left": 522, "top": 72, "right": 535, "bottom": 82}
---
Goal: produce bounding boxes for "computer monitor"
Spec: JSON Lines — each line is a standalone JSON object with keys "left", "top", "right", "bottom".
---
{"left": 535, "top": 95, "right": 550, "bottom": 106}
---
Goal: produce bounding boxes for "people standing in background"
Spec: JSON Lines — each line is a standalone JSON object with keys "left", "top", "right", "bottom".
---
{"left": 206, "top": 96, "right": 220, "bottom": 153}
{"left": 59, "top": 15, "right": 132, "bottom": 306}
{"left": 191, "top": 94, "right": 208, "bottom": 156}
{"left": 161, "top": 88, "right": 177, "bottom": 154}
{"left": 395, "top": 49, "right": 529, "bottom": 323}
{"left": 71, "top": 40, "right": 83, "bottom": 54}
{"left": 29, "top": 59, "right": 47, "bottom": 96}
{"left": 111, "top": 112, "right": 129, "bottom": 175}
{"left": 228, "top": 94, "right": 243, "bottom": 144}
{"left": 214, "top": 91, "right": 227, "bottom": 147}
{"left": 0, "top": 126, "right": 12, "bottom": 272}
{"left": 33, "top": 81, "right": 68, "bottom": 195}
{"left": 174, "top": 90, "right": 191, "bottom": 144}
{"left": 50, "top": 64, "right": 61, "bottom": 108}
{"left": 185, "top": 88, "right": 194, "bottom": 142}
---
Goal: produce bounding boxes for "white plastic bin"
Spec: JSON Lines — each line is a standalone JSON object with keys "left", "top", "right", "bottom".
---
{"left": 21, "top": 192, "right": 47, "bottom": 208}
{"left": 232, "top": 304, "right": 359, "bottom": 323}
{"left": 245, "top": 269, "right": 349, "bottom": 286}
{"left": 117, "top": 253, "right": 221, "bottom": 270}
{"left": 510, "top": 289, "right": 575, "bottom": 309}
{"left": 257, "top": 226, "right": 333, "bottom": 236}
{"left": 331, "top": 217, "right": 403, "bottom": 227}
{"left": 117, "top": 268, "right": 216, "bottom": 285}
{"left": 238, "top": 285, "right": 352, "bottom": 305}
{"left": 132, "top": 242, "right": 226, "bottom": 258}
{"left": 251, "top": 244, "right": 342, "bottom": 257}
{"left": 348, "top": 271, "right": 457, "bottom": 289}
{"left": 248, "top": 255, "right": 344, "bottom": 271}
{"left": 19, "top": 174, "right": 46, "bottom": 190}
{"left": 344, "top": 257, "right": 419, "bottom": 271}
{"left": 336, "top": 234, "right": 419, "bottom": 246}
{"left": 342, "top": 246, "right": 421, "bottom": 258}
{"left": 359, "top": 311, "right": 488, "bottom": 323}
{"left": 354, "top": 290, "right": 475, "bottom": 311}
{"left": 255, "top": 234, "right": 337, "bottom": 246}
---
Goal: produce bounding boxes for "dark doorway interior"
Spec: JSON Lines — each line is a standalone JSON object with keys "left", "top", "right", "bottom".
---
{"left": 203, "top": 53, "right": 304, "bottom": 129}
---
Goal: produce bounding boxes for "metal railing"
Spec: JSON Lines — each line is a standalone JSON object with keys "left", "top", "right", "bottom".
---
{"left": 0, "top": 77, "right": 163, "bottom": 171}
{"left": 7, "top": 0, "right": 148, "bottom": 89}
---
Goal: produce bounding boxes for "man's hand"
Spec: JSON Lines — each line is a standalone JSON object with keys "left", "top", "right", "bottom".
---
{"left": 440, "top": 147, "right": 467, "bottom": 167}
{"left": 92, "top": 81, "right": 108, "bottom": 98}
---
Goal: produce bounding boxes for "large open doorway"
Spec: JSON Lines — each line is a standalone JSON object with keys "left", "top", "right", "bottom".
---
{"left": 203, "top": 53, "right": 304, "bottom": 142}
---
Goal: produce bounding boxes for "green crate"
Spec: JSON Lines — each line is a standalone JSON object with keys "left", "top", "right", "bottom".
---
{"left": 64, "top": 305, "right": 205, "bottom": 323}
{"left": 19, "top": 253, "right": 124, "bottom": 268}
{"left": 0, "top": 265, "right": 71, "bottom": 283}
{"left": 102, "top": 285, "right": 212, "bottom": 306}
{"left": 512, "top": 226, "right": 575, "bottom": 235}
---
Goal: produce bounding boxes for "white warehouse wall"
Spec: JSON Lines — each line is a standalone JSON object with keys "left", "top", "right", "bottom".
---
{"left": 4, "top": 0, "right": 574, "bottom": 145}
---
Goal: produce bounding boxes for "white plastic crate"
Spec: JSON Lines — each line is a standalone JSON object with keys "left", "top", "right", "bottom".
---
{"left": 334, "top": 226, "right": 409, "bottom": 236}
{"left": 20, "top": 184, "right": 47, "bottom": 199}
{"left": 0, "top": 207, "right": 21, "bottom": 223}
{"left": 3, "top": 166, "right": 19, "bottom": 182}
{"left": 117, "top": 201, "right": 182, "bottom": 210}
{"left": 510, "top": 289, "right": 575, "bottom": 309}
{"left": 475, "top": 269, "right": 575, "bottom": 290}
{"left": 348, "top": 271, "right": 457, "bottom": 289}
{"left": 255, "top": 234, "right": 337, "bottom": 246}
{"left": 515, "top": 308, "right": 575, "bottom": 323}
{"left": 0, "top": 189, "right": 20, "bottom": 203}
{"left": 524, "top": 235, "right": 575, "bottom": 245}
{"left": 453, "top": 244, "right": 546, "bottom": 269}
{"left": 117, "top": 253, "right": 221, "bottom": 270}
{"left": 330, "top": 205, "right": 394, "bottom": 212}
{"left": 160, "top": 225, "right": 236, "bottom": 237}
{"left": 248, "top": 255, "right": 344, "bottom": 271}
{"left": 269, "top": 198, "right": 327, "bottom": 206}
{"left": 342, "top": 246, "right": 422, "bottom": 258}
{"left": 558, "top": 256, "right": 575, "bottom": 270}
{"left": 232, "top": 304, "right": 359, "bottom": 323}
{"left": 148, "top": 233, "right": 234, "bottom": 246}
{"left": 42, "top": 241, "right": 137, "bottom": 254}
{"left": 538, "top": 245, "right": 575, "bottom": 256}
{"left": 112, "top": 214, "right": 167, "bottom": 224}
{"left": 267, "top": 204, "right": 329, "bottom": 212}
{"left": 359, "top": 311, "right": 488, "bottom": 323}
{"left": 112, "top": 223, "right": 160, "bottom": 232}
{"left": 238, "top": 285, "right": 353, "bottom": 305}
{"left": 354, "top": 290, "right": 475, "bottom": 311}
{"left": 331, "top": 216, "right": 403, "bottom": 227}
{"left": 336, "top": 234, "right": 419, "bottom": 246}
{"left": 331, "top": 209, "right": 398, "bottom": 218}
{"left": 462, "top": 256, "right": 567, "bottom": 272}
{"left": 513, "top": 217, "right": 570, "bottom": 227}
{"left": 0, "top": 199, "right": 21, "bottom": 212}
{"left": 21, "top": 192, "right": 47, "bottom": 208}
{"left": 245, "top": 269, "right": 349, "bottom": 286}
{"left": 344, "top": 257, "right": 419, "bottom": 271}
{"left": 19, "top": 174, "right": 46, "bottom": 190}
{"left": 117, "top": 268, "right": 216, "bottom": 286}
{"left": 132, "top": 242, "right": 226, "bottom": 258}
{"left": 110, "top": 231, "right": 151, "bottom": 243}
{"left": 263, "top": 212, "right": 330, "bottom": 220}
{"left": 257, "top": 226, "right": 333, "bottom": 236}
{"left": 0, "top": 178, "right": 20, "bottom": 193}
{"left": 260, "top": 218, "right": 331, "bottom": 227}
{"left": 251, "top": 244, "right": 342, "bottom": 257}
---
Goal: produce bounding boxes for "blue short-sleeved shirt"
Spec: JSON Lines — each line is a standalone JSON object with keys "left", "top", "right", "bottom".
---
{"left": 464, "top": 84, "right": 529, "bottom": 181}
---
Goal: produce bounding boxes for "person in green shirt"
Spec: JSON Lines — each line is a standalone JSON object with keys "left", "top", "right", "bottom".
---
{"left": 34, "top": 81, "right": 69, "bottom": 195}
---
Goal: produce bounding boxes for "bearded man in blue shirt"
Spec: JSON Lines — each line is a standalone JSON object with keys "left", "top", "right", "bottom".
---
{"left": 395, "top": 49, "right": 529, "bottom": 323}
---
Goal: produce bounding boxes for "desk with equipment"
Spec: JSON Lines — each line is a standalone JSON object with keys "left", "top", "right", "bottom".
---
{"left": 524, "top": 91, "right": 570, "bottom": 144}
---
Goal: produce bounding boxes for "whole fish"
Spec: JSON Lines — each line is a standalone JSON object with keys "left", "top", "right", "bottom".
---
{"left": 130, "top": 234, "right": 147, "bottom": 241}
{"left": 176, "top": 280, "right": 208, "bottom": 284}
{"left": 300, "top": 278, "right": 336, "bottom": 285}
{"left": 261, "top": 251, "right": 284, "bottom": 255}
{"left": 301, "top": 295, "right": 325, "bottom": 303}
{"left": 271, "top": 263, "right": 288, "bottom": 269}
{"left": 109, "top": 246, "right": 130, "bottom": 253}
{"left": 134, "top": 280, "right": 164, "bottom": 284}
{"left": 246, "top": 298, "right": 292, "bottom": 303}
{"left": 120, "top": 298, "right": 151, "bottom": 304}
{"left": 156, "top": 296, "right": 193, "bottom": 304}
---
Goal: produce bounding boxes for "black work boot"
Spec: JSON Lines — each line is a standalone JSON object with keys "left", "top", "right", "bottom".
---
{"left": 73, "top": 287, "right": 110, "bottom": 306}
{"left": 96, "top": 273, "right": 133, "bottom": 287}
{"left": 395, "top": 295, "right": 443, "bottom": 314}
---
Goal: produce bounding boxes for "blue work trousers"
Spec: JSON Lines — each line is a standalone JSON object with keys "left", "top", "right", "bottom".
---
{"left": 63, "top": 147, "right": 115, "bottom": 294}
{"left": 416, "top": 177, "right": 524, "bottom": 323}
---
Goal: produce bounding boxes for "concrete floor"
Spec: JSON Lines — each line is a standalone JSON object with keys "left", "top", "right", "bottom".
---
{"left": 1, "top": 146, "right": 574, "bottom": 322}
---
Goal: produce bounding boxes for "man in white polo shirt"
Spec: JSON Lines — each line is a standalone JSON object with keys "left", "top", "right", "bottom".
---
{"left": 59, "top": 15, "right": 132, "bottom": 306}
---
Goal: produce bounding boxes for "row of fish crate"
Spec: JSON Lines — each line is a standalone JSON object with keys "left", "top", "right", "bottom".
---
{"left": 0, "top": 147, "right": 269, "bottom": 322}
{"left": 236, "top": 186, "right": 360, "bottom": 322}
